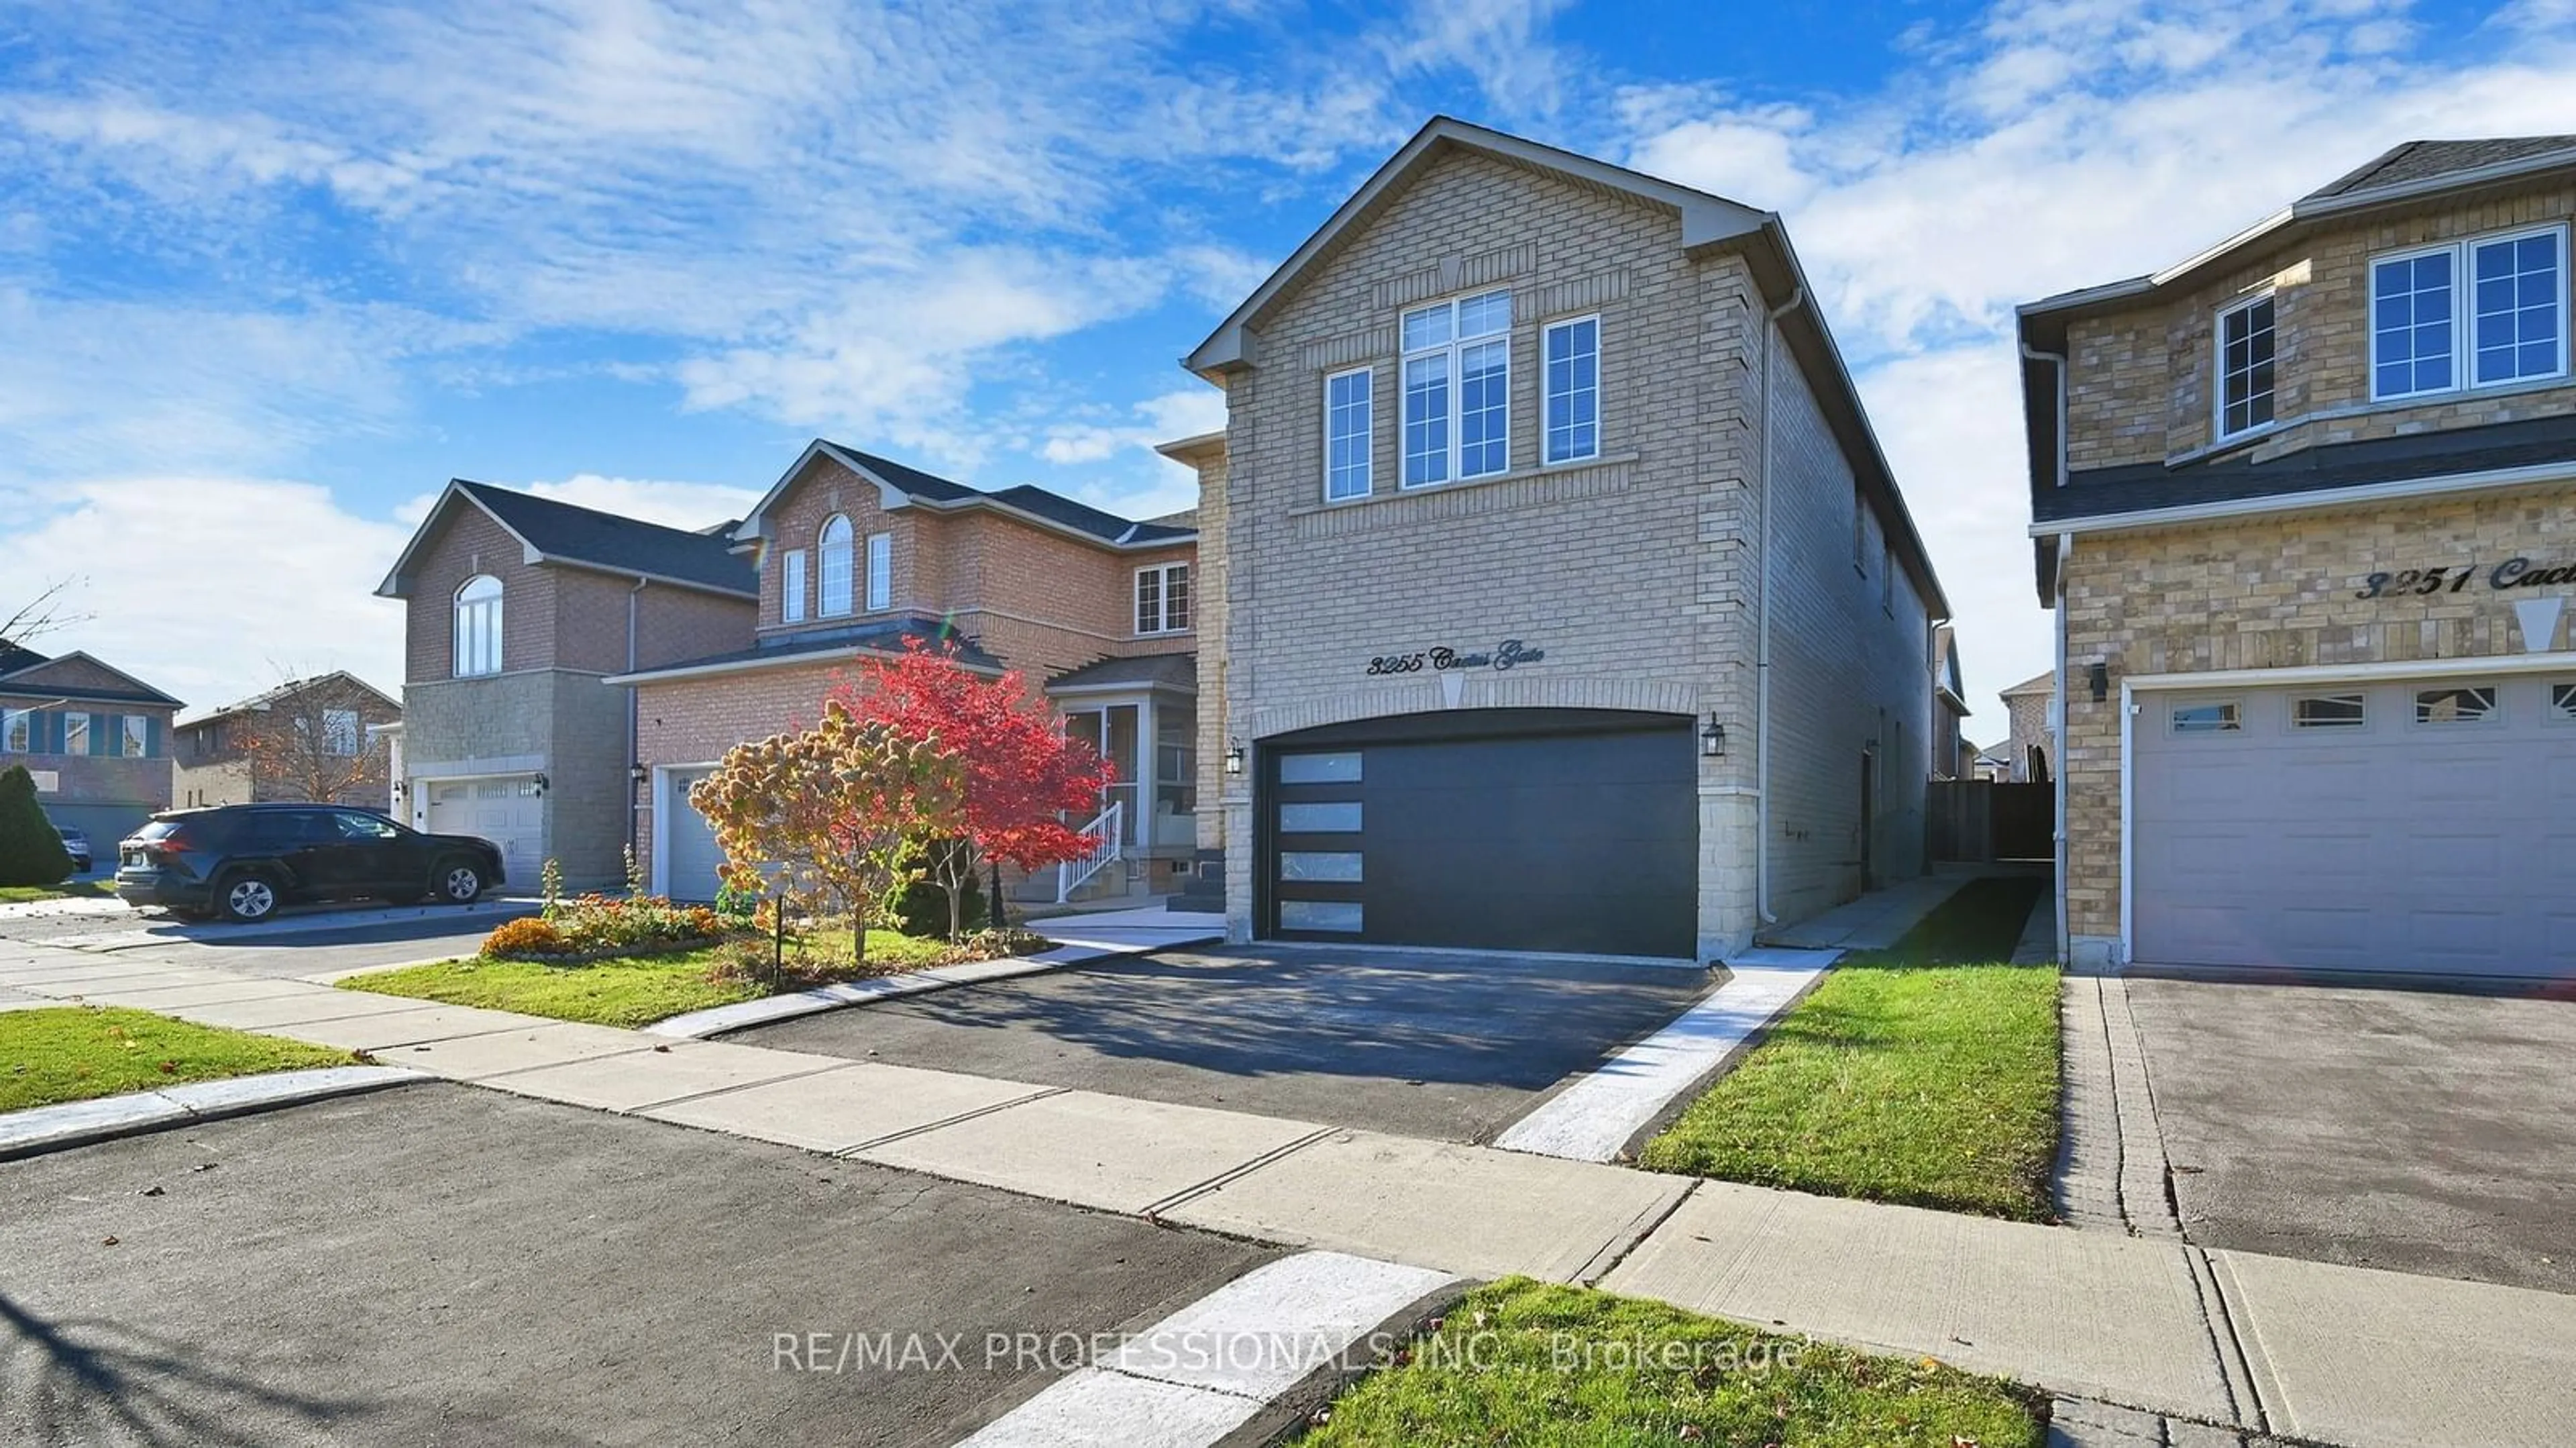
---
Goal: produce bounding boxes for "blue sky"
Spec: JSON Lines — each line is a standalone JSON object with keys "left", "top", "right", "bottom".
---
{"left": 3, "top": 0, "right": 2573, "bottom": 723}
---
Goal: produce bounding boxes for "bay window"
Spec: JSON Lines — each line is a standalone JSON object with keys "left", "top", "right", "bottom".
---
{"left": 2216, "top": 293, "right": 2276, "bottom": 439}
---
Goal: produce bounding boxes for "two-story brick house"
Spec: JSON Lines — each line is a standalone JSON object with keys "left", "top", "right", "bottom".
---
{"left": 1173, "top": 117, "right": 1949, "bottom": 962}
{"left": 610, "top": 441, "right": 1200, "bottom": 903}
{"left": 0, "top": 643, "right": 181, "bottom": 848}
{"left": 2019, "top": 136, "right": 2576, "bottom": 979}
{"left": 376, "top": 482, "right": 759, "bottom": 887}
{"left": 171, "top": 672, "right": 402, "bottom": 810}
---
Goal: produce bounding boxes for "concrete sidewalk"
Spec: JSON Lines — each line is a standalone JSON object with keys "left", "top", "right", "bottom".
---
{"left": 1754, "top": 870, "right": 1986, "bottom": 951}
{"left": 9, "top": 949, "right": 2572, "bottom": 1447}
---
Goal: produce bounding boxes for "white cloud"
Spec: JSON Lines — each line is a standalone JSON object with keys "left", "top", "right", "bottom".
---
{"left": 1617, "top": 0, "right": 2576, "bottom": 721}
{"left": 521, "top": 475, "right": 767, "bottom": 531}
{"left": 0, "top": 478, "right": 410, "bottom": 708}
{"left": 1038, "top": 386, "right": 1228, "bottom": 466}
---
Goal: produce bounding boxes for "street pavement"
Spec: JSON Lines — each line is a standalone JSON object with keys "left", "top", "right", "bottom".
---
{"left": 1, "top": 1085, "right": 1278, "bottom": 1447}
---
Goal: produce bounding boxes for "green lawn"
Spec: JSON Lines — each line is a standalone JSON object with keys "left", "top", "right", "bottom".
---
{"left": 1638, "top": 876, "right": 2061, "bottom": 1221}
{"left": 1297, "top": 1278, "right": 2042, "bottom": 1448}
{"left": 0, "top": 880, "right": 109, "bottom": 904}
{"left": 340, "top": 931, "right": 957, "bottom": 1029}
{"left": 1, "top": 1006, "right": 356, "bottom": 1114}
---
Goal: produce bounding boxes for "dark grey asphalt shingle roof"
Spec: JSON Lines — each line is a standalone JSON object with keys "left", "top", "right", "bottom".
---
{"left": 2310, "top": 137, "right": 2576, "bottom": 200}
{"left": 817, "top": 444, "right": 1195, "bottom": 547}
{"left": 2037, "top": 415, "right": 2576, "bottom": 523}
{"left": 1046, "top": 653, "right": 1197, "bottom": 691}
{"left": 458, "top": 481, "right": 755, "bottom": 596}
{"left": 631, "top": 616, "right": 1003, "bottom": 678}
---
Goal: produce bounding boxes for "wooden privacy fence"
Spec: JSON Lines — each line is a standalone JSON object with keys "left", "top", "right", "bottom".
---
{"left": 1927, "top": 780, "right": 2053, "bottom": 863}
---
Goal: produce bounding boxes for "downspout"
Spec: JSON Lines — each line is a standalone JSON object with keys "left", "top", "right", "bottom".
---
{"left": 1756, "top": 282, "right": 1807, "bottom": 927}
{"left": 2023, "top": 339, "right": 2072, "bottom": 966}
{"left": 627, "top": 578, "right": 647, "bottom": 883}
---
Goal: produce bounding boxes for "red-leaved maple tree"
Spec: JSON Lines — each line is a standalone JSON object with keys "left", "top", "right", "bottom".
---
{"left": 835, "top": 638, "right": 1111, "bottom": 936}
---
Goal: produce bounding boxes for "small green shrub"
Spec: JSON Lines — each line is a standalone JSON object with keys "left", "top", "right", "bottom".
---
{"left": 893, "top": 868, "right": 986, "bottom": 939}
{"left": 0, "top": 766, "right": 74, "bottom": 888}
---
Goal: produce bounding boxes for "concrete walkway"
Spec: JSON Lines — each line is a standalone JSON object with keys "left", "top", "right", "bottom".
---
{"left": 9, "top": 949, "right": 2573, "bottom": 1447}
{"left": 1753, "top": 870, "right": 1983, "bottom": 951}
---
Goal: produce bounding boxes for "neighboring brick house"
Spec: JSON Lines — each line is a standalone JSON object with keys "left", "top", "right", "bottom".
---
{"left": 172, "top": 672, "right": 402, "bottom": 809}
{"left": 0, "top": 643, "right": 181, "bottom": 847}
{"left": 1997, "top": 670, "right": 2055, "bottom": 783}
{"left": 376, "top": 482, "right": 757, "bottom": 888}
{"left": 1931, "top": 626, "right": 1973, "bottom": 779}
{"left": 610, "top": 441, "right": 1200, "bottom": 904}
{"left": 1175, "top": 117, "right": 1949, "bottom": 962}
{"left": 2019, "top": 135, "right": 2576, "bottom": 978}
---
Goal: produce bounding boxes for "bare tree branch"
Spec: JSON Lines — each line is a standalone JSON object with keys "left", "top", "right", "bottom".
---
{"left": 1, "top": 578, "right": 91, "bottom": 652}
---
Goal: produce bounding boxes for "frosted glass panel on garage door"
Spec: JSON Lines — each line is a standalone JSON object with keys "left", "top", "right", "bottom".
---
{"left": 2130, "top": 678, "right": 2576, "bottom": 978}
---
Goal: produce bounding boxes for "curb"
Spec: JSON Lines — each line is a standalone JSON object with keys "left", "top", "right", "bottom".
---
{"left": 643, "top": 931, "right": 1226, "bottom": 1039}
{"left": 32, "top": 899, "right": 537, "bottom": 953}
{"left": 0, "top": 1065, "right": 430, "bottom": 1161}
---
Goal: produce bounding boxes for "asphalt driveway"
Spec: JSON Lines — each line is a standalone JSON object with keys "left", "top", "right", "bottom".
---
{"left": 1, "top": 1084, "right": 1275, "bottom": 1447}
{"left": 2128, "top": 975, "right": 2576, "bottom": 1294}
{"left": 735, "top": 944, "right": 1718, "bottom": 1143}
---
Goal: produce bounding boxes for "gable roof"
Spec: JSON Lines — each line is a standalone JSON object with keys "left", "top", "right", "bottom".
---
{"left": 0, "top": 649, "right": 184, "bottom": 708}
{"left": 735, "top": 440, "right": 1197, "bottom": 552}
{"left": 1177, "top": 115, "right": 1948, "bottom": 619}
{"left": 2308, "top": 136, "right": 2576, "bottom": 200}
{"left": 0, "top": 642, "right": 47, "bottom": 676}
{"left": 376, "top": 481, "right": 758, "bottom": 601}
{"left": 174, "top": 670, "right": 400, "bottom": 729}
{"left": 2000, "top": 670, "right": 2054, "bottom": 699}
{"left": 1933, "top": 626, "right": 1969, "bottom": 713}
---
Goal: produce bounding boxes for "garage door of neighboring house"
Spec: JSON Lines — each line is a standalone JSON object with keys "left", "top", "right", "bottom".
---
{"left": 425, "top": 776, "right": 543, "bottom": 886}
{"left": 1262, "top": 709, "right": 1697, "bottom": 960}
{"left": 661, "top": 768, "right": 725, "bottom": 902}
{"left": 2132, "top": 675, "right": 2576, "bottom": 978}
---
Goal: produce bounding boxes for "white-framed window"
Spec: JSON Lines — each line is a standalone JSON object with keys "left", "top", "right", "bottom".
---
{"left": 1, "top": 708, "right": 26, "bottom": 753}
{"left": 1400, "top": 289, "right": 1511, "bottom": 488}
{"left": 2292, "top": 694, "right": 2367, "bottom": 729}
{"left": 818, "top": 515, "right": 853, "bottom": 617}
{"left": 1324, "top": 366, "right": 1373, "bottom": 501}
{"left": 453, "top": 574, "right": 503, "bottom": 678}
{"left": 865, "top": 531, "right": 892, "bottom": 611}
{"left": 1135, "top": 562, "right": 1191, "bottom": 635}
{"left": 2372, "top": 225, "right": 2568, "bottom": 399}
{"left": 2415, "top": 685, "right": 2498, "bottom": 725}
{"left": 782, "top": 548, "right": 808, "bottom": 623}
{"left": 2215, "top": 293, "right": 2277, "bottom": 439}
{"left": 62, "top": 711, "right": 91, "bottom": 756}
{"left": 120, "top": 715, "right": 150, "bottom": 758}
{"left": 321, "top": 709, "right": 360, "bottom": 756}
{"left": 1542, "top": 315, "right": 1599, "bottom": 464}
{"left": 2171, "top": 701, "right": 2243, "bottom": 733}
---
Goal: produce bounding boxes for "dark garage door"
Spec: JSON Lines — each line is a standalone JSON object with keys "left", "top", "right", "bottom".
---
{"left": 1263, "top": 709, "right": 1696, "bottom": 959}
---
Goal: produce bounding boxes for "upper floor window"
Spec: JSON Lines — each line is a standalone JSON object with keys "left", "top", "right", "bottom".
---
{"left": 2372, "top": 226, "right": 2567, "bottom": 400}
{"left": 453, "top": 574, "right": 502, "bottom": 677}
{"left": 321, "top": 709, "right": 361, "bottom": 756}
{"left": 782, "top": 548, "right": 808, "bottom": 623}
{"left": 818, "top": 515, "right": 854, "bottom": 617}
{"left": 1544, "top": 316, "right": 1600, "bottom": 464}
{"left": 1401, "top": 289, "right": 1511, "bottom": 487}
{"left": 1324, "top": 367, "right": 1373, "bottom": 501}
{"left": 2216, "top": 293, "right": 2276, "bottom": 439}
{"left": 1, "top": 708, "right": 27, "bottom": 753}
{"left": 866, "top": 531, "right": 892, "bottom": 611}
{"left": 1136, "top": 562, "right": 1191, "bottom": 635}
{"left": 62, "top": 711, "right": 90, "bottom": 756}
{"left": 118, "top": 715, "right": 150, "bottom": 758}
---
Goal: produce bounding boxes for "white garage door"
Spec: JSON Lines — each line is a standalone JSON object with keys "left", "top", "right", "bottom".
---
{"left": 663, "top": 768, "right": 725, "bottom": 902}
{"left": 425, "top": 776, "right": 543, "bottom": 886}
{"left": 2133, "top": 674, "right": 2576, "bottom": 978}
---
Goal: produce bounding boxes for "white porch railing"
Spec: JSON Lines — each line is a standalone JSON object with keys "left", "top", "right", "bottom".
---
{"left": 1055, "top": 801, "right": 1124, "bottom": 903}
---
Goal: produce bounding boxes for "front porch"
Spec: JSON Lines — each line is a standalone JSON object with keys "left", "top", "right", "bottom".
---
{"left": 1024, "top": 653, "right": 1196, "bottom": 908}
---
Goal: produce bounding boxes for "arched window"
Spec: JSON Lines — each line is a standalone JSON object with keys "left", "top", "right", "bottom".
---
{"left": 818, "top": 515, "right": 854, "bottom": 617}
{"left": 453, "top": 574, "right": 503, "bottom": 677}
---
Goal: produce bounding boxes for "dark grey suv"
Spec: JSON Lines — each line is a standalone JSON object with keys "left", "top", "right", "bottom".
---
{"left": 115, "top": 805, "right": 506, "bottom": 923}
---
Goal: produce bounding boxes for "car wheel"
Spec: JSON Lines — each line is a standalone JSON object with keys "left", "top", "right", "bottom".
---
{"left": 435, "top": 860, "right": 486, "bottom": 904}
{"left": 217, "top": 873, "right": 281, "bottom": 924}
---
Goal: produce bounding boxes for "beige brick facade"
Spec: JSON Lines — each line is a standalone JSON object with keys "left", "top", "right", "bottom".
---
{"left": 2039, "top": 165, "right": 2576, "bottom": 967}
{"left": 1197, "top": 138, "right": 1939, "bottom": 959}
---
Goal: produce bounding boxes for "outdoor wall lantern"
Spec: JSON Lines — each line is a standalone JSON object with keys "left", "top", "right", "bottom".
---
{"left": 629, "top": 762, "right": 649, "bottom": 786}
{"left": 1224, "top": 739, "right": 1246, "bottom": 776}
{"left": 531, "top": 773, "right": 549, "bottom": 796}
{"left": 1701, "top": 715, "right": 1727, "bottom": 758}
{"left": 2088, "top": 662, "right": 2110, "bottom": 703}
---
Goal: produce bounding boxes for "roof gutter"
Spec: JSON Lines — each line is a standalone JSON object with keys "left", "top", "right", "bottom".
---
{"left": 2027, "top": 458, "right": 2576, "bottom": 538}
{"left": 606, "top": 644, "right": 1006, "bottom": 689}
